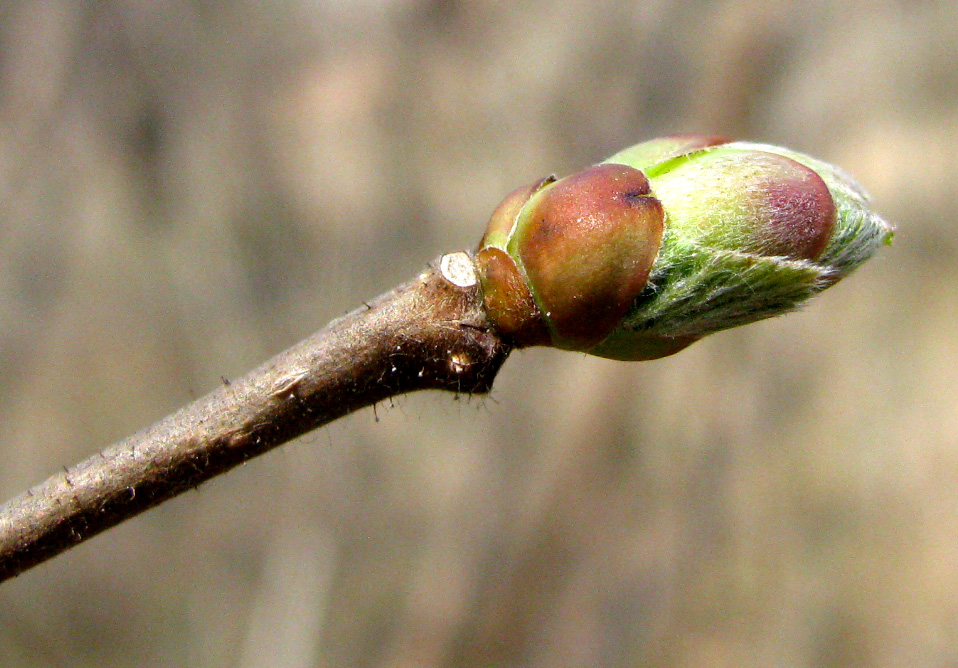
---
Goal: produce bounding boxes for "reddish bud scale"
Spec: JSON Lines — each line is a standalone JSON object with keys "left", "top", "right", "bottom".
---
{"left": 474, "top": 246, "right": 550, "bottom": 346}
{"left": 512, "top": 164, "right": 664, "bottom": 349}
{"left": 480, "top": 177, "right": 555, "bottom": 250}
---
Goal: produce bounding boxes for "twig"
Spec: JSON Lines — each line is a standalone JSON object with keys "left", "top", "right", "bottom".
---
{"left": 0, "top": 252, "right": 510, "bottom": 582}
{"left": 0, "top": 136, "right": 894, "bottom": 583}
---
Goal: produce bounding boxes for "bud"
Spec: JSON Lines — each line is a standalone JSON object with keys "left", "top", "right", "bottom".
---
{"left": 477, "top": 136, "right": 894, "bottom": 360}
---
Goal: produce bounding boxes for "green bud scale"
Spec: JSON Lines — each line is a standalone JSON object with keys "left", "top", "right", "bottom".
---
{"left": 476, "top": 135, "right": 894, "bottom": 360}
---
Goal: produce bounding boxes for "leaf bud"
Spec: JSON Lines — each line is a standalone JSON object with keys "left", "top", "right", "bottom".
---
{"left": 476, "top": 136, "right": 894, "bottom": 360}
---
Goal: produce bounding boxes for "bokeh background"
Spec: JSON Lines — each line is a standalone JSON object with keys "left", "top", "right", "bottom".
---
{"left": 0, "top": 1, "right": 954, "bottom": 667}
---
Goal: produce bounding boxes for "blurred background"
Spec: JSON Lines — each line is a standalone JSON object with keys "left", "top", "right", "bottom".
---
{"left": 0, "top": 1, "right": 954, "bottom": 667}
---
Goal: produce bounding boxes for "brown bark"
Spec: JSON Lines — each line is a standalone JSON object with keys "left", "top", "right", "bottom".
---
{"left": 0, "top": 252, "right": 510, "bottom": 582}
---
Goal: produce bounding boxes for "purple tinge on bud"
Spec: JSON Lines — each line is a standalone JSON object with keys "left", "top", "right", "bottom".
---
{"left": 510, "top": 163, "right": 664, "bottom": 349}
{"left": 648, "top": 147, "right": 837, "bottom": 261}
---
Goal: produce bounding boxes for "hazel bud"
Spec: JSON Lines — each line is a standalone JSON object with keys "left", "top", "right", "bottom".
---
{"left": 477, "top": 136, "right": 894, "bottom": 360}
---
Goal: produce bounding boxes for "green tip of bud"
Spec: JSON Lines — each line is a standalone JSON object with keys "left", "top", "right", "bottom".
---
{"left": 477, "top": 136, "right": 894, "bottom": 361}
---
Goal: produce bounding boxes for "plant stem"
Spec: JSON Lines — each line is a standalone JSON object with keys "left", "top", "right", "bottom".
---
{"left": 0, "top": 252, "right": 510, "bottom": 582}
